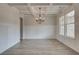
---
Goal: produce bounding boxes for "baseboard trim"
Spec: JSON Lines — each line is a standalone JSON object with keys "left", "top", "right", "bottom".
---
{"left": 0, "top": 40, "right": 20, "bottom": 54}
{"left": 23, "top": 38, "right": 56, "bottom": 40}
{"left": 56, "top": 39, "right": 79, "bottom": 54}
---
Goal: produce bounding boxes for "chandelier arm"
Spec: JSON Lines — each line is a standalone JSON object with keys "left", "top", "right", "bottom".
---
{"left": 36, "top": 7, "right": 45, "bottom": 24}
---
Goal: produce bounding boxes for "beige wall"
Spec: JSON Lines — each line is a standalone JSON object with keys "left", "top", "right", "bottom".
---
{"left": 23, "top": 14, "right": 57, "bottom": 39}
{"left": 0, "top": 4, "right": 20, "bottom": 53}
{"left": 56, "top": 4, "right": 79, "bottom": 53}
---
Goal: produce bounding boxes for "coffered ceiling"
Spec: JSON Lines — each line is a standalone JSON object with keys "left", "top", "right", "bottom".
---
{"left": 8, "top": 3, "right": 72, "bottom": 17}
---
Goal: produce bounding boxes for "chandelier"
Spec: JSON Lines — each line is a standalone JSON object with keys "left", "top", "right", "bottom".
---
{"left": 35, "top": 7, "right": 45, "bottom": 24}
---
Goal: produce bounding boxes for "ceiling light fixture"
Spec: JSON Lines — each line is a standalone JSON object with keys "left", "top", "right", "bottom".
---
{"left": 36, "top": 7, "right": 45, "bottom": 24}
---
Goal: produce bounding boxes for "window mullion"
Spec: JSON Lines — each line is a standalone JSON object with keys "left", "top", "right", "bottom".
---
{"left": 64, "top": 16, "right": 67, "bottom": 39}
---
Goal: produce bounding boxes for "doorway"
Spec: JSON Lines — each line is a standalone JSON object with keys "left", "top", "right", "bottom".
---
{"left": 20, "top": 17, "right": 23, "bottom": 42}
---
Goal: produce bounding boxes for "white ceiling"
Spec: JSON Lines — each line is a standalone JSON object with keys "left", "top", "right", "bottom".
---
{"left": 8, "top": 3, "right": 72, "bottom": 18}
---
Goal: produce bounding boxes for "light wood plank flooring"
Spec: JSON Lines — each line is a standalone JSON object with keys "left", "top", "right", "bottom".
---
{"left": 1, "top": 39, "right": 79, "bottom": 55}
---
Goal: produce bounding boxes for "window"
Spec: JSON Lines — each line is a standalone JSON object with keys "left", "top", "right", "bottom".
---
{"left": 59, "top": 10, "right": 75, "bottom": 38}
{"left": 65, "top": 10, "right": 75, "bottom": 38}
{"left": 59, "top": 16, "right": 64, "bottom": 35}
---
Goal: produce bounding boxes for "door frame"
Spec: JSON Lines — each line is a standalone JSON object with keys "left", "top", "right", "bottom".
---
{"left": 20, "top": 17, "right": 23, "bottom": 42}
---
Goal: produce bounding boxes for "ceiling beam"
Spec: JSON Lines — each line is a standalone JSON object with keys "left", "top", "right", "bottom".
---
{"left": 27, "top": 3, "right": 37, "bottom": 19}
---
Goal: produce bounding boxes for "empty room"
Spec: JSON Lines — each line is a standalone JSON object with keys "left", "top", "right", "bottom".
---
{"left": 0, "top": 3, "right": 79, "bottom": 55}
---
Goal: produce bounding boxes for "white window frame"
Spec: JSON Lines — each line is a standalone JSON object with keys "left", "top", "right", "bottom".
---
{"left": 59, "top": 16, "right": 64, "bottom": 35}
{"left": 65, "top": 10, "right": 75, "bottom": 39}
{"left": 59, "top": 10, "right": 75, "bottom": 39}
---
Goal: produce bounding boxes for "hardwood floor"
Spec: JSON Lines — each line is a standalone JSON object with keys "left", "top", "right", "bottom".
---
{"left": 1, "top": 39, "right": 79, "bottom": 55}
